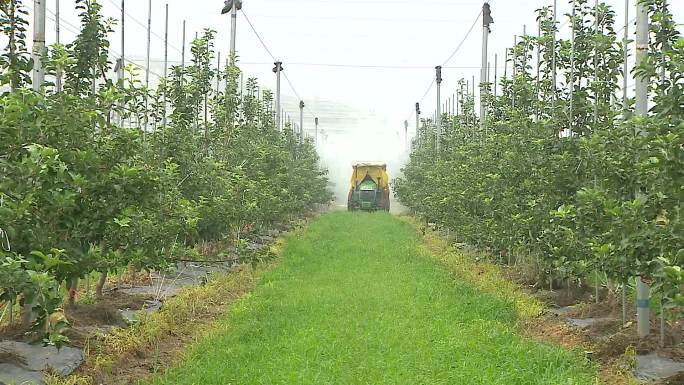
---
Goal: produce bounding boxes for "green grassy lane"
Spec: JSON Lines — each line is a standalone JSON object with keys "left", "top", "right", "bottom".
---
{"left": 149, "top": 212, "right": 596, "bottom": 385}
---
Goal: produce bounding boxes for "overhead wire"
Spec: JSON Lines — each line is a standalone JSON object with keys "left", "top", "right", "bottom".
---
{"left": 441, "top": 9, "right": 482, "bottom": 66}
{"left": 241, "top": 9, "right": 318, "bottom": 120}
{"left": 131, "top": 58, "right": 506, "bottom": 70}
{"left": 406, "top": 6, "right": 483, "bottom": 123}
{"left": 245, "top": 14, "right": 481, "bottom": 24}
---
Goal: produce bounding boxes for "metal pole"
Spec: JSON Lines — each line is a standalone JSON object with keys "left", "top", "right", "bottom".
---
{"left": 487, "top": 62, "right": 491, "bottom": 88}
{"left": 635, "top": 0, "right": 650, "bottom": 340}
{"left": 594, "top": 0, "right": 599, "bottom": 129}
{"left": 435, "top": 66, "right": 442, "bottom": 153}
{"left": 512, "top": 35, "right": 517, "bottom": 80}
{"left": 552, "top": 0, "right": 558, "bottom": 116}
{"left": 466, "top": 80, "right": 470, "bottom": 125}
{"left": 504, "top": 49, "right": 508, "bottom": 79}
{"left": 216, "top": 52, "right": 221, "bottom": 95}
{"left": 230, "top": 1, "right": 238, "bottom": 57}
{"left": 456, "top": 88, "right": 460, "bottom": 116}
{"left": 145, "top": 0, "right": 151, "bottom": 91}
{"left": 55, "top": 0, "right": 62, "bottom": 92}
{"left": 299, "top": 101, "right": 304, "bottom": 145}
{"left": 163, "top": 3, "right": 169, "bottom": 129}
{"left": 121, "top": 0, "right": 125, "bottom": 71}
{"left": 116, "top": 0, "right": 126, "bottom": 126}
{"left": 570, "top": 0, "right": 576, "bottom": 133}
{"left": 480, "top": 2, "right": 492, "bottom": 129}
{"left": 181, "top": 21, "right": 186, "bottom": 70}
{"left": 460, "top": 81, "right": 465, "bottom": 116}
{"left": 622, "top": 0, "right": 629, "bottom": 113}
{"left": 32, "top": 0, "right": 46, "bottom": 92}
{"left": 415, "top": 102, "right": 421, "bottom": 146}
{"left": 472, "top": 75, "right": 475, "bottom": 103}
{"left": 512, "top": 35, "right": 517, "bottom": 109}
{"left": 204, "top": 37, "right": 209, "bottom": 132}
{"left": 55, "top": 0, "right": 60, "bottom": 45}
{"left": 274, "top": 61, "right": 283, "bottom": 131}
{"left": 536, "top": 18, "right": 541, "bottom": 120}
{"left": 144, "top": 0, "right": 151, "bottom": 132}
{"left": 315, "top": 117, "right": 319, "bottom": 146}
{"left": 494, "top": 53, "right": 498, "bottom": 97}
{"left": 635, "top": 2, "right": 649, "bottom": 116}
{"left": 452, "top": 94, "right": 455, "bottom": 117}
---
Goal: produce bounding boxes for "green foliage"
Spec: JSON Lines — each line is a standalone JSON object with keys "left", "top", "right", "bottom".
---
{"left": 0, "top": 0, "right": 32, "bottom": 90}
{"left": 64, "top": 0, "right": 114, "bottom": 96}
{"left": 396, "top": 1, "right": 682, "bottom": 320}
{"left": 0, "top": 1, "right": 330, "bottom": 345}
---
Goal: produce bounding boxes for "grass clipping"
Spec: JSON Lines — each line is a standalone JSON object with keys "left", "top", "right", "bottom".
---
{"left": 404, "top": 216, "right": 544, "bottom": 321}
{"left": 50, "top": 243, "right": 283, "bottom": 385}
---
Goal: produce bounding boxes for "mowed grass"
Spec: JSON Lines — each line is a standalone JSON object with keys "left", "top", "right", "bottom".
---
{"left": 149, "top": 212, "right": 597, "bottom": 385}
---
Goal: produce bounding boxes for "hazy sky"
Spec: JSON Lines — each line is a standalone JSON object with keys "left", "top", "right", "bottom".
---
{"left": 10, "top": 0, "right": 684, "bottom": 199}
{"left": 22, "top": 0, "right": 684, "bottom": 122}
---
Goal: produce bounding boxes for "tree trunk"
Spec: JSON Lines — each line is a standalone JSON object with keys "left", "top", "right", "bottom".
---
{"left": 85, "top": 274, "right": 91, "bottom": 298}
{"left": 21, "top": 303, "right": 32, "bottom": 329}
{"left": 8, "top": 299, "right": 14, "bottom": 324}
{"left": 622, "top": 280, "right": 628, "bottom": 326}
{"left": 127, "top": 263, "right": 137, "bottom": 283}
{"left": 67, "top": 278, "right": 79, "bottom": 307}
{"left": 96, "top": 271, "right": 107, "bottom": 299}
{"left": 594, "top": 269, "right": 600, "bottom": 304}
{"left": 660, "top": 296, "right": 666, "bottom": 348}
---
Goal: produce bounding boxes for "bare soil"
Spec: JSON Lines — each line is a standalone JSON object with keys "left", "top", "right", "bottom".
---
{"left": 497, "top": 261, "right": 684, "bottom": 384}
{"left": 67, "top": 292, "right": 150, "bottom": 326}
{"left": 63, "top": 291, "right": 155, "bottom": 349}
{"left": 88, "top": 273, "right": 257, "bottom": 385}
{"left": 0, "top": 323, "right": 26, "bottom": 341}
{"left": 660, "top": 372, "right": 684, "bottom": 385}
{"left": 526, "top": 292, "right": 684, "bottom": 384}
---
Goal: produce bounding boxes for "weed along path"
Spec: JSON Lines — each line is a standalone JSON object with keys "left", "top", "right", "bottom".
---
{"left": 149, "top": 212, "right": 597, "bottom": 385}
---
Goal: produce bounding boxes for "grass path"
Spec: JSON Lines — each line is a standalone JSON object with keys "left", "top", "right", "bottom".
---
{"left": 149, "top": 212, "right": 596, "bottom": 385}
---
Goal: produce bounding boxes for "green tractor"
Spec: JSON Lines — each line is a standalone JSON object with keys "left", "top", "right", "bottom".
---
{"left": 347, "top": 162, "right": 390, "bottom": 212}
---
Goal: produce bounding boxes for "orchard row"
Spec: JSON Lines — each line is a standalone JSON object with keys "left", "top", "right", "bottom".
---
{"left": 0, "top": 0, "right": 330, "bottom": 344}
{"left": 396, "top": 0, "right": 682, "bottom": 340}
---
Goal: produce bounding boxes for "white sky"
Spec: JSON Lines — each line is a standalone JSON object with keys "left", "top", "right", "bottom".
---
{"left": 9, "top": 0, "right": 684, "bottom": 200}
